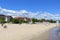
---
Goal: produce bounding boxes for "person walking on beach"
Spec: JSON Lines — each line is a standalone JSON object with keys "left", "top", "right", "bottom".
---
{"left": 56, "top": 21, "right": 59, "bottom": 26}
{"left": 1, "top": 23, "right": 4, "bottom": 26}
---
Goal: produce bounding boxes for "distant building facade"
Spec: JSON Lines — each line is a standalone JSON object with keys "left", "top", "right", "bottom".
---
{"left": 5, "top": 16, "right": 12, "bottom": 22}
{"left": 0, "top": 14, "right": 12, "bottom": 22}
{"left": 14, "top": 16, "right": 32, "bottom": 23}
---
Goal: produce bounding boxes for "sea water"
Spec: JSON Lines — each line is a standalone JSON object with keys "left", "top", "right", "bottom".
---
{"left": 49, "top": 27, "right": 60, "bottom": 40}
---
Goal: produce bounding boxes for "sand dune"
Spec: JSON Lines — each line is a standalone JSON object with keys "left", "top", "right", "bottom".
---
{"left": 0, "top": 23, "right": 56, "bottom": 40}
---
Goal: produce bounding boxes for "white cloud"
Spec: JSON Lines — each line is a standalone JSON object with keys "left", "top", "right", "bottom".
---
{"left": 2, "top": 9, "right": 16, "bottom": 13}
{"left": 18, "top": 10, "right": 28, "bottom": 14}
{"left": 0, "top": 7, "right": 60, "bottom": 20}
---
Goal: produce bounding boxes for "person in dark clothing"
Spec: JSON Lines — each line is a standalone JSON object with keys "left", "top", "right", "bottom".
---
{"left": 1, "top": 23, "right": 4, "bottom": 26}
{"left": 3, "top": 25, "right": 7, "bottom": 28}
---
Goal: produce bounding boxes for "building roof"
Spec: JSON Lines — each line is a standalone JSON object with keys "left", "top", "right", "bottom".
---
{"left": 14, "top": 16, "right": 32, "bottom": 21}
{"left": 0, "top": 14, "right": 5, "bottom": 16}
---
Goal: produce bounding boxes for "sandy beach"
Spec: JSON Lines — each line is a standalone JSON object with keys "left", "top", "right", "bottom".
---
{"left": 0, "top": 23, "right": 56, "bottom": 40}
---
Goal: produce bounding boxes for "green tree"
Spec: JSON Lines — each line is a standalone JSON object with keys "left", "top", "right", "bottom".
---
{"left": 12, "top": 19, "right": 19, "bottom": 23}
{"left": 32, "top": 18, "right": 35, "bottom": 23}
{"left": 0, "top": 19, "right": 5, "bottom": 23}
{"left": 39, "top": 19, "right": 46, "bottom": 22}
{"left": 32, "top": 18, "right": 38, "bottom": 23}
{"left": 48, "top": 19, "right": 56, "bottom": 23}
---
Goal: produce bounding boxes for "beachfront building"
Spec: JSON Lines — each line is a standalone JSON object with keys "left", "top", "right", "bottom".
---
{"left": 5, "top": 16, "right": 12, "bottom": 22}
{"left": 14, "top": 17, "right": 32, "bottom": 23}
{"left": 0, "top": 14, "right": 12, "bottom": 22}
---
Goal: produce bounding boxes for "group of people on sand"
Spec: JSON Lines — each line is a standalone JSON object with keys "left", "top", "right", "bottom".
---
{"left": 1, "top": 23, "right": 7, "bottom": 28}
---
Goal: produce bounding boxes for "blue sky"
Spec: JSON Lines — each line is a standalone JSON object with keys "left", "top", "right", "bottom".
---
{"left": 0, "top": 0, "right": 60, "bottom": 13}
{"left": 0, "top": 0, "right": 60, "bottom": 20}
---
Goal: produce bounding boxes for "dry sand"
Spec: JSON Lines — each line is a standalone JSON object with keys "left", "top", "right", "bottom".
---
{"left": 0, "top": 23, "right": 56, "bottom": 40}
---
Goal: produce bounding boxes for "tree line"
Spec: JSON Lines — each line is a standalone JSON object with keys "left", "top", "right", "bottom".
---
{"left": 0, "top": 17, "right": 58, "bottom": 24}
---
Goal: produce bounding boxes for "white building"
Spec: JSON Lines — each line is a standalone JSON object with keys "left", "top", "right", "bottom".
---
{"left": 0, "top": 14, "right": 12, "bottom": 22}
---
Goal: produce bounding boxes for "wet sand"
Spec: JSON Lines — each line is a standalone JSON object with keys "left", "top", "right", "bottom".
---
{"left": 49, "top": 26, "right": 60, "bottom": 40}
{"left": 0, "top": 23, "right": 56, "bottom": 40}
